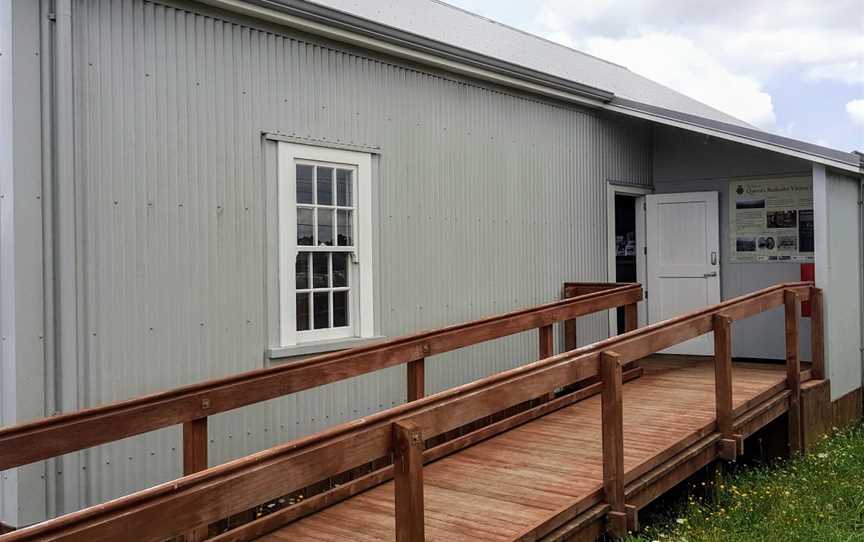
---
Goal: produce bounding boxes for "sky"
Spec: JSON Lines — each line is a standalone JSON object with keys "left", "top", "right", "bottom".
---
{"left": 445, "top": 0, "right": 864, "bottom": 153}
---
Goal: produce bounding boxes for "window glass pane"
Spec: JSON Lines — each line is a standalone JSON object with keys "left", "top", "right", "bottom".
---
{"left": 312, "top": 253, "right": 329, "bottom": 288}
{"left": 317, "top": 167, "right": 333, "bottom": 205}
{"left": 337, "top": 210, "right": 353, "bottom": 246}
{"left": 296, "top": 165, "right": 314, "bottom": 204}
{"left": 336, "top": 169, "right": 352, "bottom": 207}
{"left": 297, "top": 207, "right": 314, "bottom": 246}
{"left": 332, "top": 253, "right": 348, "bottom": 287}
{"left": 296, "top": 293, "right": 310, "bottom": 331}
{"left": 333, "top": 291, "right": 348, "bottom": 327}
{"left": 293, "top": 160, "right": 361, "bottom": 338}
{"left": 295, "top": 252, "right": 310, "bottom": 290}
{"left": 313, "top": 292, "right": 330, "bottom": 329}
{"left": 317, "top": 208, "right": 334, "bottom": 246}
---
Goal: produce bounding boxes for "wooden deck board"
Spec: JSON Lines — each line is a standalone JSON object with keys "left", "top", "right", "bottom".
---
{"left": 257, "top": 356, "right": 789, "bottom": 542}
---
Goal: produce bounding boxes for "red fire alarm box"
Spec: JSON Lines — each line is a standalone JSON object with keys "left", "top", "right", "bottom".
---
{"left": 801, "top": 263, "right": 814, "bottom": 316}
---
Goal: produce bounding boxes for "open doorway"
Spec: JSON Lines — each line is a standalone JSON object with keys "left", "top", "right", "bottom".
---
{"left": 614, "top": 195, "right": 638, "bottom": 334}
{"left": 606, "top": 183, "right": 650, "bottom": 336}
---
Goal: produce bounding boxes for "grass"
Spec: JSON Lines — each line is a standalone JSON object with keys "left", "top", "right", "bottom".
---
{"left": 628, "top": 422, "right": 864, "bottom": 542}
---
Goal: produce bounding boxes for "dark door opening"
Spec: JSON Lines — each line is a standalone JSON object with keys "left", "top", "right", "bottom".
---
{"left": 615, "top": 194, "right": 637, "bottom": 334}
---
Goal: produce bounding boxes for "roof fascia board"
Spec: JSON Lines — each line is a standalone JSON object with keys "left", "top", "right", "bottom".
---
{"left": 198, "top": 0, "right": 612, "bottom": 108}
{"left": 607, "top": 102, "right": 863, "bottom": 175}
{"left": 614, "top": 98, "right": 859, "bottom": 166}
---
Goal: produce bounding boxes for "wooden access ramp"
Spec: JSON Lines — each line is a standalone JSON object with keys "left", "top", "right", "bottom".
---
{"left": 253, "top": 357, "right": 794, "bottom": 542}
{"left": 0, "top": 282, "right": 826, "bottom": 542}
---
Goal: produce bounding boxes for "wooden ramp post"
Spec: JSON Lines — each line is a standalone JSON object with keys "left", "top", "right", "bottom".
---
{"left": 393, "top": 421, "right": 425, "bottom": 542}
{"left": 784, "top": 290, "right": 803, "bottom": 453}
{"left": 624, "top": 303, "right": 638, "bottom": 333}
{"left": 540, "top": 324, "right": 555, "bottom": 400}
{"left": 562, "top": 284, "right": 578, "bottom": 351}
{"left": 183, "top": 417, "right": 209, "bottom": 541}
{"left": 407, "top": 343, "right": 431, "bottom": 402}
{"left": 601, "top": 351, "right": 627, "bottom": 538}
{"left": 623, "top": 302, "right": 639, "bottom": 373}
{"left": 564, "top": 318, "right": 577, "bottom": 351}
{"left": 713, "top": 314, "right": 739, "bottom": 461}
{"left": 539, "top": 324, "right": 554, "bottom": 359}
{"left": 407, "top": 359, "right": 425, "bottom": 402}
{"left": 801, "top": 286, "right": 831, "bottom": 450}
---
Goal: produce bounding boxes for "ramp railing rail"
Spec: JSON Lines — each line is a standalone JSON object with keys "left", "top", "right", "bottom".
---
{"left": 0, "top": 282, "right": 824, "bottom": 542}
{"left": 0, "top": 283, "right": 641, "bottom": 522}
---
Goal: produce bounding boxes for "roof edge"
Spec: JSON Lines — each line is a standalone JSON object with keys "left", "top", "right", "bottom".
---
{"left": 609, "top": 99, "right": 863, "bottom": 175}
{"left": 208, "top": 0, "right": 614, "bottom": 103}
{"left": 200, "top": 0, "right": 862, "bottom": 176}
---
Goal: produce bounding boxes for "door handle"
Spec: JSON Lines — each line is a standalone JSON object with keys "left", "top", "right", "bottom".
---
{"left": 704, "top": 271, "right": 718, "bottom": 278}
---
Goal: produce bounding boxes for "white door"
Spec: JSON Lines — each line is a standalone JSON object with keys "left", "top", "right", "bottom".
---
{"left": 646, "top": 192, "right": 720, "bottom": 355}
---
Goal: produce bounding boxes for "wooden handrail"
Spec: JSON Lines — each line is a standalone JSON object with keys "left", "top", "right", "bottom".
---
{"left": 589, "top": 283, "right": 812, "bottom": 365}
{"left": 0, "top": 283, "right": 640, "bottom": 473}
{"left": 1, "top": 282, "right": 820, "bottom": 542}
{"left": 597, "top": 284, "right": 820, "bottom": 537}
{"left": 562, "top": 282, "right": 639, "bottom": 349}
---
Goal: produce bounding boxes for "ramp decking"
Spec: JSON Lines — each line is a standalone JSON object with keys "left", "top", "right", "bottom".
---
{"left": 259, "top": 356, "right": 795, "bottom": 541}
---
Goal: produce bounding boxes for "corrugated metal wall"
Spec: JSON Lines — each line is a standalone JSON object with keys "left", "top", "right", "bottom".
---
{"left": 54, "top": 0, "right": 651, "bottom": 516}
{"left": 652, "top": 125, "right": 813, "bottom": 361}
{"left": 823, "top": 170, "right": 862, "bottom": 400}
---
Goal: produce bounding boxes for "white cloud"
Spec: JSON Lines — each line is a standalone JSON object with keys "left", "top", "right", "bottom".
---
{"left": 847, "top": 99, "right": 864, "bottom": 126}
{"left": 533, "top": 0, "right": 864, "bottom": 83}
{"left": 526, "top": 0, "right": 863, "bottom": 127}
{"left": 583, "top": 33, "right": 776, "bottom": 127}
{"left": 445, "top": 0, "right": 864, "bottom": 150}
{"left": 807, "top": 61, "right": 864, "bottom": 85}
{"left": 717, "top": 29, "right": 864, "bottom": 73}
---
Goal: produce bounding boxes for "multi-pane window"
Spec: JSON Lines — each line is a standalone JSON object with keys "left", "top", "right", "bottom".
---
{"left": 294, "top": 163, "right": 355, "bottom": 334}
{"left": 277, "top": 142, "right": 373, "bottom": 348}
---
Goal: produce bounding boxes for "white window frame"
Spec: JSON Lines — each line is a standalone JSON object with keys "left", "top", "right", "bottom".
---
{"left": 278, "top": 142, "right": 374, "bottom": 346}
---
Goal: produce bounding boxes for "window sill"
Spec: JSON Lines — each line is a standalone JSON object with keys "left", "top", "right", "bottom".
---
{"left": 267, "top": 336, "right": 385, "bottom": 361}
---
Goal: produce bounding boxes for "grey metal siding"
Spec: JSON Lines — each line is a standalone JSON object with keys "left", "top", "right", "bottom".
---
{"left": 42, "top": 0, "right": 651, "bottom": 516}
{"left": 1, "top": 0, "right": 49, "bottom": 526}
{"left": 652, "top": 125, "right": 813, "bottom": 361}
{"left": 822, "top": 169, "right": 862, "bottom": 400}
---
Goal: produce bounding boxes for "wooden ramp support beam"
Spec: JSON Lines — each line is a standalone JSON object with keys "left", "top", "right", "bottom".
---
{"left": 564, "top": 318, "right": 577, "bottom": 351}
{"left": 784, "top": 290, "right": 803, "bottom": 454}
{"left": 540, "top": 324, "right": 555, "bottom": 400}
{"left": 393, "top": 421, "right": 425, "bottom": 542}
{"left": 539, "top": 324, "right": 554, "bottom": 359}
{"left": 801, "top": 379, "right": 832, "bottom": 451}
{"left": 713, "top": 314, "right": 740, "bottom": 461}
{"left": 407, "top": 359, "right": 425, "bottom": 402}
{"left": 623, "top": 303, "right": 639, "bottom": 374}
{"left": 624, "top": 303, "right": 638, "bottom": 333}
{"left": 183, "top": 417, "right": 209, "bottom": 542}
{"left": 801, "top": 286, "right": 830, "bottom": 451}
{"left": 601, "top": 351, "right": 628, "bottom": 538}
{"left": 183, "top": 418, "right": 209, "bottom": 476}
{"left": 810, "top": 287, "right": 825, "bottom": 380}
